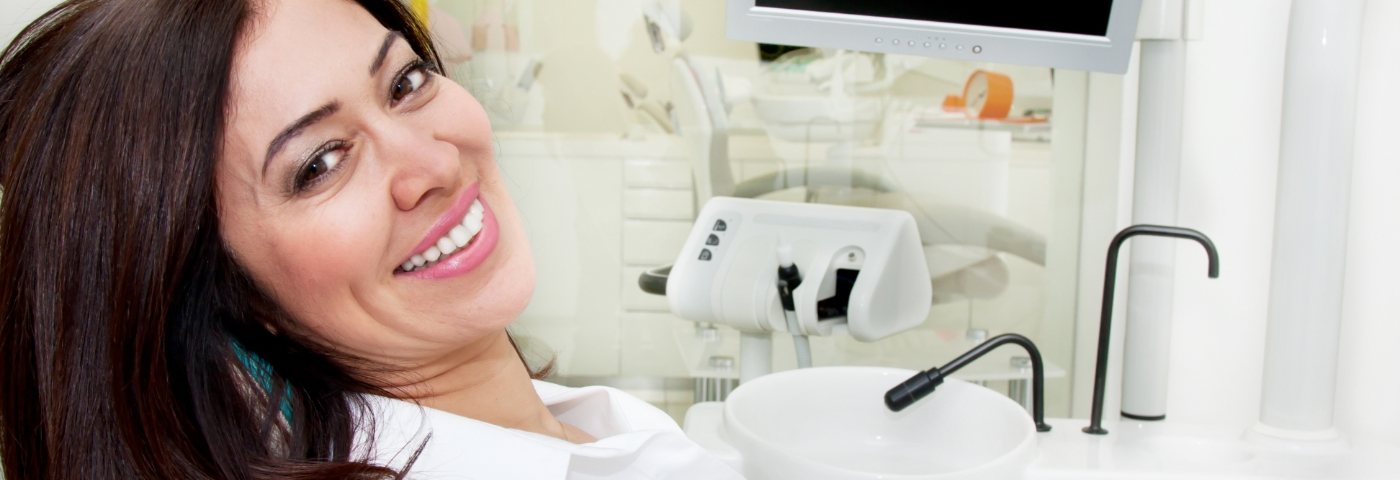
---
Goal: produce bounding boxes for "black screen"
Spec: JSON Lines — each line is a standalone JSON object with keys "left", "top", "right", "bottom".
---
{"left": 755, "top": 1, "right": 1115, "bottom": 37}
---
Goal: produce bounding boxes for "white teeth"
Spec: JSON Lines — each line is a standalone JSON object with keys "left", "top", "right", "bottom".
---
{"left": 464, "top": 208, "right": 484, "bottom": 236}
{"left": 399, "top": 199, "right": 486, "bottom": 273}
{"left": 449, "top": 225, "right": 471, "bottom": 248}
{"left": 437, "top": 236, "right": 457, "bottom": 256}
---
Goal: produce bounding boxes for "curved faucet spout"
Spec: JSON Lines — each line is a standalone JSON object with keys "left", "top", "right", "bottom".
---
{"left": 1084, "top": 224, "right": 1219, "bottom": 435}
{"left": 885, "top": 333, "right": 1052, "bottom": 433}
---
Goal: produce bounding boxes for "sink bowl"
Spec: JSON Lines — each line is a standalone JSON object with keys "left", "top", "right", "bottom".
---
{"left": 721, "top": 366, "right": 1037, "bottom": 479}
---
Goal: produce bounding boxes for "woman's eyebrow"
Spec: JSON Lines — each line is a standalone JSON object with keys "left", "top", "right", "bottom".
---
{"left": 369, "top": 31, "right": 404, "bottom": 75}
{"left": 259, "top": 31, "right": 404, "bottom": 178}
{"left": 262, "top": 101, "right": 341, "bottom": 177}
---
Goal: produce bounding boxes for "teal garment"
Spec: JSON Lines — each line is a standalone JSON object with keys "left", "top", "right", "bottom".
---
{"left": 232, "top": 343, "right": 294, "bottom": 423}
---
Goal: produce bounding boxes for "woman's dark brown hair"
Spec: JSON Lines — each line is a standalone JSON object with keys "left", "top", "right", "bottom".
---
{"left": 0, "top": 0, "right": 453, "bottom": 477}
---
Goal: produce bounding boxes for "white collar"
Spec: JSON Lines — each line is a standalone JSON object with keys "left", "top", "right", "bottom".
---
{"left": 357, "top": 380, "right": 728, "bottom": 479}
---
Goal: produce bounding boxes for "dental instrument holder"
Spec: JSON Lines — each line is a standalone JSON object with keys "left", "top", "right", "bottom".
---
{"left": 1084, "top": 224, "right": 1219, "bottom": 435}
{"left": 666, "top": 197, "right": 932, "bottom": 382}
{"left": 885, "top": 333, "right": 1052, "bottom": 432}
{"left": 776, "top": 251, "right": 813, "bottom": 368}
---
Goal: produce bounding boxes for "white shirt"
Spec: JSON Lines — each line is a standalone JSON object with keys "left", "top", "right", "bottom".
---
{"left": 357, "top": 380, "right": 745, "bottom": 479}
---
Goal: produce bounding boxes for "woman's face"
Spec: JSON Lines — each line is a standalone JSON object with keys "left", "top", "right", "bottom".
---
{"left": 216, "top": 0, "right": 534, "bottom": 371}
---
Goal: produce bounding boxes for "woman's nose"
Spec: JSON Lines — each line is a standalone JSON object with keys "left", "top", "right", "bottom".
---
{"left": 381, "top": 122, "right": 461, "bottom": 211}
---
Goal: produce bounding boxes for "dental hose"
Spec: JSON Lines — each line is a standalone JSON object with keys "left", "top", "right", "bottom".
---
{"left": 777, "top": 244, "right": 813, "bottom": 368}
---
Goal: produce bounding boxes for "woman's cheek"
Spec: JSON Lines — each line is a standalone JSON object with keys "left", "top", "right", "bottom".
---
{"left": 265, "top": 208, "right": 385, "bottom": 306}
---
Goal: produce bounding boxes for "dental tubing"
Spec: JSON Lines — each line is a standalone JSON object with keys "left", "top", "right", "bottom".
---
{"left": 776, "top": 243, "right": 813, "bottom": 368}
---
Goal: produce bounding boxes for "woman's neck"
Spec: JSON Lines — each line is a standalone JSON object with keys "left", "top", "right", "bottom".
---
{"left": 384, "top": 331, "right": 568, "bottom": 440}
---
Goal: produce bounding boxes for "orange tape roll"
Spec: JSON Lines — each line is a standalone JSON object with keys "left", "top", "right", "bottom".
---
{"left": 941, "top": 94, "right": 966, "bottom": 112}
{"left": 962, "top": 70, "right": 1014, "bottom": 120}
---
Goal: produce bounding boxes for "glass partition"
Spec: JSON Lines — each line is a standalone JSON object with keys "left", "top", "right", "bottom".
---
{"left": 423, "top": 0, "right": 1088, "bottom": 421}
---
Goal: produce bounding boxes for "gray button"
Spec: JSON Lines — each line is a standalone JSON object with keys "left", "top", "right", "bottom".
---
{"left": 972, "top": 45, "right": 983, "bottom": 54}
{"left": 706, "top": 234, "right": 720, "bottom": 246}
{"left": 713, "top": 220, "right": 727, "bottom": 232}
{"left": 699, "top": 249, "right": 713, "bottom": 261}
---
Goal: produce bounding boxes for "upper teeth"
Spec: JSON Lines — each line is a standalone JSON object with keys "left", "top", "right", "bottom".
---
{"left": 401, "top": 199, "right": 485, "bottom": 273}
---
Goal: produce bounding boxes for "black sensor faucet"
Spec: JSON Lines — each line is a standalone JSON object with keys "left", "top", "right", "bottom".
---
{"left": 885, "top": 333, "right": 1052, "bottom": 433}
{"left": 1083, "top": 224, "right": 1219, "bottom": 435}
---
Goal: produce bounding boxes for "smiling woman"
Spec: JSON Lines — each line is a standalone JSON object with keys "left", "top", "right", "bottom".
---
{"left": 0, "top": 0, "right": 739, "bottom": 478}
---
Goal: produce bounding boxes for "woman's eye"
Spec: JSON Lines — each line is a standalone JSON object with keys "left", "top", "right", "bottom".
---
{"left": 391, "top": 62, "right": 432, "bottom": 103}
{"left": 293, "top": 144, "right": 346, "bottom": 192}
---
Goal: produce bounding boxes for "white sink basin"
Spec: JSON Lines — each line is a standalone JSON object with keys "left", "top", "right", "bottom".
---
{"left": 721, "top": 366, "right": 1037, "bottom": 479}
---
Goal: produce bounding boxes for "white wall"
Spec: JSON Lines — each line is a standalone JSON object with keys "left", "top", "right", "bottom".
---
{"left": 1154, "top": 0, "right": 1399, "bottom": 444}
{"left": 1, "top": 0, "right": 62, "bottom": 48}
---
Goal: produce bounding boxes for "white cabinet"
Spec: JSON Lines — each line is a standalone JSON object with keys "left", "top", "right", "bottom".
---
{"left": 498, "top": 133, "right": 694, "bottom": 378}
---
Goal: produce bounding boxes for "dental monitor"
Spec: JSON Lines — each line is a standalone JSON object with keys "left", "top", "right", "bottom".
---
{"left": 726, "top": 0, "right": 1143, "bottom": 73}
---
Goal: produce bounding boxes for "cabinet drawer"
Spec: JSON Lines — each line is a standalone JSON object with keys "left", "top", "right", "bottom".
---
{"left": 622, "top": 189, "right": 692, "bottom": 220}
{"left": 623, "top": 220, "right": 692, "bottom": 265}
{"left": 624, "top": 160, "right": 692, "bottom": 189}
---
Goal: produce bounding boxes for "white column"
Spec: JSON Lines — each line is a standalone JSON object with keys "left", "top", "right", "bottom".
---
{"left": 1334, "top": 0, "right": 1400, "bottom": 446}
{"left": 739, "top": 332, "right": 772, "bottom": 383}
{"left": 1120, "top": 38, "right": 1186, "bottom": 420}
{"left": 1257, "top": 0, "right": 1365, "bottom": 436}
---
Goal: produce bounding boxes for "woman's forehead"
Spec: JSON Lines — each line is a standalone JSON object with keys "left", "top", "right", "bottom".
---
{"left": 223, "top": 0, "right": 391, "bottom": 175}
{"left": 232, "top": 0, "right": 389, "bottom": 106}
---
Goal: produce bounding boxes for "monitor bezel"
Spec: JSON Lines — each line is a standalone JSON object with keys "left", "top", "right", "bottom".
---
{"left": 726, "top": 0, "right": 1143, "bottom": 74}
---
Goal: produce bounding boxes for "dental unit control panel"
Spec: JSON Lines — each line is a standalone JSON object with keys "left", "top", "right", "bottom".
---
{"left": 666, "top": 197, "right": 931, "bottom": 343}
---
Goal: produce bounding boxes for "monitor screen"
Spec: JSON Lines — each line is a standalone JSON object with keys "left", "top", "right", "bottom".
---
{"left": 755, "top": 1, "right": 1114, "bottom": 37}
{"left": 729, "top": 0, "right": 1142, "bottom": 73}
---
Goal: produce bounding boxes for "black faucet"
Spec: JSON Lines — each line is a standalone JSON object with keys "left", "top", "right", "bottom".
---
{"left": 1083, "top": 224, "right": 1219, "bottom": 435}
{"left": 885, "top": 333, "right": 1052, "bottom": 433}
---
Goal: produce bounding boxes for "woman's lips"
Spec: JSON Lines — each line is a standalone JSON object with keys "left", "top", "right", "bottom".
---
{"left": 407, "top": 183, "right": 480, "bottom": 259}
{"left": 396, "top": 190, "right": 500, "bottom": 280}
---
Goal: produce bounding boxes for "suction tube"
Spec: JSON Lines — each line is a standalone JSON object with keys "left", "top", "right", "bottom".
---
{"left": 777, "top": 243, "right": 812, "bottom": 368}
